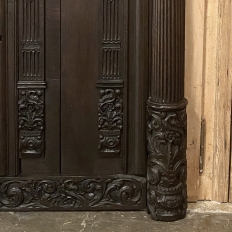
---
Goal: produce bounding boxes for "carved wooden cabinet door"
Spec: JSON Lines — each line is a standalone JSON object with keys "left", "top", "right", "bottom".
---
{"left": 3, "top": 0, "right": 149, "bottom": 177}
{"left": 0, "top": 0, "right": 187, "bottom": 222}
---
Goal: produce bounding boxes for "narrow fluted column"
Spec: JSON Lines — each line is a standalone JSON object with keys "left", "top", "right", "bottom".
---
{"left": 147, "top": 0, "right": 187, "bottom": 221}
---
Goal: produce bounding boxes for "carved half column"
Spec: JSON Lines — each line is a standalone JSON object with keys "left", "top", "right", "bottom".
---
{"left": 147, "top": 0, "right": 188, "bottom": 221}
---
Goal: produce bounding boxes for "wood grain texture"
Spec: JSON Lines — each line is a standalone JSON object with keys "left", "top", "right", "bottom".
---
{"left": 195, "top": 0, "right": 232, "bottom": 202}
{"left": 229, "top": 4, "right": 232, "bottom": 203}
{"left": 196, "top": 0, "right": 218, "bottom": 201}
{"left": 185, "top": 0, "right": 206, "bottom": 202}
{"left": 212, "top": 0, "right": 232, "bottom": 202}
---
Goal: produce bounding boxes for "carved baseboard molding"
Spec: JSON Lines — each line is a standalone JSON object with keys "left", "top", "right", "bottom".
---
{"left": 0, "top": 175, "right": 146, "bottom": 211}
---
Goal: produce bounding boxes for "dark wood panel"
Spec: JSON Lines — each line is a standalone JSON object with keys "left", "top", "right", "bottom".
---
{"left": 7, "top": 0, "right": 19, "bottom": 175}
{"left": 61, "top": 0, "right": 124, "bottom": 175}
{"left": 0, "top": 0, "right": 7, "bottom": 176}
{"left": 127, "top": 0, "right": 149, "bottom": 175}
{"left": 21, "top": 0, "right": 61, "bottom": 174}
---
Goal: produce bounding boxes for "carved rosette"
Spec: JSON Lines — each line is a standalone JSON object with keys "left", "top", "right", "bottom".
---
{"left": 147, "top": 105, "right": 187, "bottom": 221}
{"left": 0, "top": 175, "right": 145, "bottom": 210}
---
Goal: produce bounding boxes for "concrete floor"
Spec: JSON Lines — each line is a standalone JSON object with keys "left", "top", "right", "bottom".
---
{"left": 0, "top": 202, "right": 232, "bottom": 232}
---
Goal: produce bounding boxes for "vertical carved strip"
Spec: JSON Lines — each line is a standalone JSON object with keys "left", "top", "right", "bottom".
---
{"left": 19, "top": 0, "right": 44, "bottom": 81}
{"left": 97, "top": 0, "right": 127, "bottom": 157}
{"left": 18, "top": 0, "right": 46, "bottom": 158}
{"left": 147, "top": 0, "right": 188, "bottom": 221}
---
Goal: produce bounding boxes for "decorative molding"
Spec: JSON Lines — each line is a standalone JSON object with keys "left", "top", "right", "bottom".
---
{"left": 97, "top": 0, "right": 127, "bottom": 157}
{"left": 102, "top": 0, "right": 121, "bottom": 80}
{"left": 0, "top": 175, "right": 146, "bottom": 210}
{"left": 18, "top": 90, "right": 44, "bottom": 158}
{"left": 147, "top": 105, "right": 187, "bottom": 221}
{"left": 17, "top": 0, "right": 46, "bottom": 158}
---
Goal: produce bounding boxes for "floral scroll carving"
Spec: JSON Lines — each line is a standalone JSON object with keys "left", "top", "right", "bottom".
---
{"left": 18, "top": 90, "right": 44, "bottom": 158}
{"left": 147, "top": 106, "right": 187, "bottom": 221}
{"left": 0, "top": 175, "right": 145, "bottom": 210}
{"left": 98, "top": 89, "right": 123, "bottom": 156}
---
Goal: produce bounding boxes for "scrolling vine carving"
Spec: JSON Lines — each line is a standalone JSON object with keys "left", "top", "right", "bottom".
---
{"left": 0, "top": 176, "right": 145, "bottom": 210}
{"left": 147, "top": 107, "right": 187, "bottom": 221}
{"left": 18, "top": 90, "right": 44, "bottom": 158}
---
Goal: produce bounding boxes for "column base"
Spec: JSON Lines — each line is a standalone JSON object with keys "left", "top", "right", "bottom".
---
{"left": 147, "top": 99, "right": 188, "bottom": 221}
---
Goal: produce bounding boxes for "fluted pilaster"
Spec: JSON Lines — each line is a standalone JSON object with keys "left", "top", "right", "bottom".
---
{"left": 150, "top": 0, "right": 185, "bottom": 104}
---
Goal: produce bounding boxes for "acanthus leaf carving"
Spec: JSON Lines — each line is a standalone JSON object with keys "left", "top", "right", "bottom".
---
{"left": 147, "top": 107, "right": 187, "bottom": 221}
{"left": 0, "top": 176, "right": 145, "bottom": 210}
{"left": 98, "top": 89, "right": 123, "bottom": 156}
{"left": 18, "top": 90, "right": 44, "bottom": 158}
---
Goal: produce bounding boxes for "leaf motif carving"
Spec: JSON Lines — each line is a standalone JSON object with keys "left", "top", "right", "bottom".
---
{"left": 147, "top": 107, "right": 187, "bottom": 221}
{"left": 18, "top": 90, "right": 45, "bottom": 158}
{"left": 98, "top": 89, "right": 123, "bottom": 156}
{"left": 0, "top": 176, "right": 145, "bottom": 210}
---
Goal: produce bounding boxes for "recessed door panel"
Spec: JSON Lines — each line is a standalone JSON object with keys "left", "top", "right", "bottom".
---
{"left": 60, "top": 0, "right": 127, "bottom": 175}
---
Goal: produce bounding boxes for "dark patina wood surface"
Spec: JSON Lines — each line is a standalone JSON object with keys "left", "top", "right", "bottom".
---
{"left": 0, "top": 0, "right": 7, "bottom": 176}
{"left": 147, "top": 0, "right": 187, "bottom": 221}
